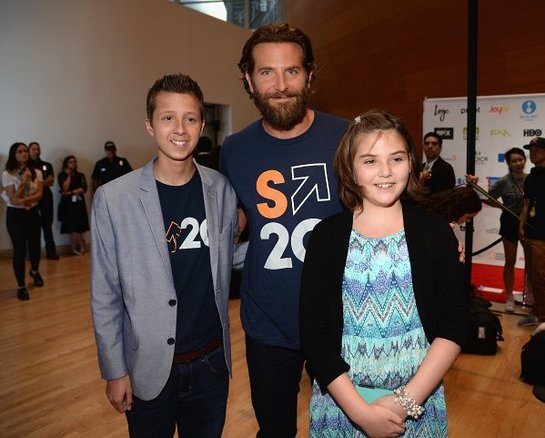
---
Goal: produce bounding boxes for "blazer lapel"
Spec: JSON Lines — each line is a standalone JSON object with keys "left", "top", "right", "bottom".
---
{"left": 197, "top": 164, "right": 220, "bottom": 285}
{"left": 138, "top": 160, "right": 174, "bottom": 281}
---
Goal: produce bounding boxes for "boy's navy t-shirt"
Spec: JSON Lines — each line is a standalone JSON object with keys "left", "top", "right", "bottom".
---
{"left": 156, "top": 171, "right": 222, "bottom": 354}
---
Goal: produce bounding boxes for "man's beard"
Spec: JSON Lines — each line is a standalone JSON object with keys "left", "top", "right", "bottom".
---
{"left": 252, "top": 88, "right": 310, "bottom": 132}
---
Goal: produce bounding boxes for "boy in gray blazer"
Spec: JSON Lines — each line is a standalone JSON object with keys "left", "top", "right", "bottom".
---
{"left": 91, "top": 73, "right": 238, "bottom": 437}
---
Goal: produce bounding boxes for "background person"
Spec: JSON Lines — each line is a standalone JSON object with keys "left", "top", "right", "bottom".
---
{"left": 29, "top": 141, "right": 59, "bottom": 260}
{"left": 486, "top": 147, "right": 531, "bottom": 312}
{"left": 300, "top": 110, "right": 468, "bottom": 437}
{"left": 519, "top": 137, "right": 545, "bottom": 327}
{"left": 58, "top": 155, "right": 89, "bottom": 255}
{"left": 420, "top": 132, "right": 455, "bottom": 194}
{"left": 91, "top": 141, "right": 132, "bottom": 190}
{"left": 1, "top": 142, "right": 44, "bottom": 300}
{"left": 420, "top": 185, "right": 482, "bottom": 225}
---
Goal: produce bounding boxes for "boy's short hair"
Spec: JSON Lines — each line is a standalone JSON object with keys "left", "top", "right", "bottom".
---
{"left": 146, "top": 73, "right": 205, "bottom": 122}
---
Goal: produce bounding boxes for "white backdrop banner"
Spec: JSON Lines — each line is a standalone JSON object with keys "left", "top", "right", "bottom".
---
{"left": 423, "top": 93, "right": 545, "bottom": 268}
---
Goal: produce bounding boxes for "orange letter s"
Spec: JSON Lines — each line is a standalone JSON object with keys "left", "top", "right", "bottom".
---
{"left": 256, "top": 170, "right": 288, "bottom": 219}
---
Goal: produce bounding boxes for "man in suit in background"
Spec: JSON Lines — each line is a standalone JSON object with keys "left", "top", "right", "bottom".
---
{"left": 420, "top": 132, "right": 456, "bottom": 194}
{"left": 91, "top": 73, "right": 238, "bottom": 437}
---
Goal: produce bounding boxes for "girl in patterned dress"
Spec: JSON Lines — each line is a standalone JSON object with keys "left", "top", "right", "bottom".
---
{"left": 300, "top": 110, "right": 468, "bottom": 437}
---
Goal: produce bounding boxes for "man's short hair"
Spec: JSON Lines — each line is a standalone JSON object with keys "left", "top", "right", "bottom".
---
{"left": 146, "top": 73, "right": 204, "bottom": 122}
{"left": 104, "top": 141, "right": 116, "bottom": 150}
{"left": 424, "top": 131, "right": 442, "bottom": 146}
{"left": 238, "top": 23, "right": 318, "bottom": 96}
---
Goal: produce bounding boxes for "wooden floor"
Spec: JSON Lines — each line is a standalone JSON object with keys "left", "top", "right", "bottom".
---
{"left": 0, "top": 254, "right": 543, "bottom": 437}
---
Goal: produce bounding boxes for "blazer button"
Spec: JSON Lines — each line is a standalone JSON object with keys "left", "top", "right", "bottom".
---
{"left": 167, "top": 338, "right": 175, "bottom": 345}
{"left": 169, "top": 299, "right": 177, "bottom": 306}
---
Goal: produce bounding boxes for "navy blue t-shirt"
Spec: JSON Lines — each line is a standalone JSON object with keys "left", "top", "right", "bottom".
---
{"left": 156, "top": 171, "right": 222, "bottom": 354}
{"left": 221, "top": 111, "right": 349, "bottom": 349}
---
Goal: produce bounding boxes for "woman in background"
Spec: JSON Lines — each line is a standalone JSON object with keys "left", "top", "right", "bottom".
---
{"left": 58, "top": 155, "right": 89, "bottom": 255}
{"left": 465, "top": 147, "right": 531, "bottom": 314}
{"left": 487, "top": 147, "right": 532, "bottom": 314}
{"left": 1, "top": 142, "right": 44, "bottom": 300}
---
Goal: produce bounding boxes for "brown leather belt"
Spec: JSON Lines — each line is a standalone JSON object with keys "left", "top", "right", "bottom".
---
{"left": 173, "top": 338, "right": 222, "bottom": 364}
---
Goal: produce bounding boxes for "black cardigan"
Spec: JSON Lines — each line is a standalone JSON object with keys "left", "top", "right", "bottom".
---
{"left": 300, "top": 201, "right": 469, "bottom": 390}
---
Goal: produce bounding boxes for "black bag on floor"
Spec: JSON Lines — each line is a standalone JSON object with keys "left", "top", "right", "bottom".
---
{"left": 520, "top": 330, "right": 545, "bottom": 384}
{"left": 463, "top": 297, "right": 503, "bottom": 355}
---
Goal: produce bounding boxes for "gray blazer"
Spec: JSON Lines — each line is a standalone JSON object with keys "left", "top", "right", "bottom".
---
{"left": 91, "top": 159, "right": 238, "bottom": 401}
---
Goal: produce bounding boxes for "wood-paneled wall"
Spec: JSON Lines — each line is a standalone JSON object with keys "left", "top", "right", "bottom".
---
{"left": 282, "top": 0, "right": 545, "bottom": 147}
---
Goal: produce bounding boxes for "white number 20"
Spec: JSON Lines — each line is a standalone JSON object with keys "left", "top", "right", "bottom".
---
{"left": 260, "top": 218, "right": 320, "bottom": 270}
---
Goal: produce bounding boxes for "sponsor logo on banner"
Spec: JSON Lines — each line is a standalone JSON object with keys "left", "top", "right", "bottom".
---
{"left": 490, "top": 252, "right": 505, "bottom": 262}
{"left": 460, "top": 107, "right": 481, "bottom": 114}
{"left": 497, "top": 153, "right": 506, "bottom": 163}
{"left": 456, "top": 177, "right": 466, "bottom": 185}
{"left": 490, "top": 105, "right": 509, "bottom": 114}
{"left": 485, "top": 227, "right": 500, "bottom": 235}
{"left": 490, "top": 129, "right": 510, "bottom": 137}
{"left": 475, "top": 149, "right": 488, "bottom": 165}
{"left": 434, "top": 127, "right": 454, "bottom": 139}
{"left": 523, "top": 128, "right": 543, "bottom": 136}
{"left": 433, "top": 105, "right": 449, "bottom": 121}
{"left": 487, "top": 176, "right": 501, "bottom": 189}
{"left": 463, "top": 126, "right": 480, "bottom": 140}
{"left": 520, "top": 100, "right": 538, "bottom": 121}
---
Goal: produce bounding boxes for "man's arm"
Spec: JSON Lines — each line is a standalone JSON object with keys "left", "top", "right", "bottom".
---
{"left": 440, "top": 161, "right": 456, "bottom": 191}
{"left": 91, "top": 161, "right": 101, "bottom": 192}
{"left": 91, "top": 187, "right": 131, "bottom": 412}
{"left": 43, "top": 174, "right": 55, "bottom": 188}
{"left": 519, "top": 198, "right": 530, "bottom": 241}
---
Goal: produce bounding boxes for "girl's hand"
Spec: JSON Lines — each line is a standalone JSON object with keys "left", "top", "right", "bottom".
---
{"left": 357, "top": 404, "right": 405, "bottom": 438}
{"left": 21, "top": 168, "right": 32, "bottom": 183}
{"left": 373, "top": 394, "right": 408, "bottom": 421}
{"left": 465, "top": 174, "right": 479, "bottom": 184}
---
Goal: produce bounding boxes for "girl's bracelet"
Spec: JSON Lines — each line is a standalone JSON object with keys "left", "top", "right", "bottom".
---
{"left": 393, "top": 385, "right": 424, "bottom": 419}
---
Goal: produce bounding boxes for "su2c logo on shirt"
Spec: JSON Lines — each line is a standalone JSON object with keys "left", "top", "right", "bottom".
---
{"left": 165, "top": 218, "right": 209, "bottom": 254}
{"left": 255, "top": 163, "right": 332, "bottom": 270}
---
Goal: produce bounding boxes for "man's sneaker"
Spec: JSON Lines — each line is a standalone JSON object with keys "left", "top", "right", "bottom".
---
{"left": 505, "top": 297, "right": 515, "bottom": 313}
{"left": 518, "top": 314, "right": 539, "bottom": 327}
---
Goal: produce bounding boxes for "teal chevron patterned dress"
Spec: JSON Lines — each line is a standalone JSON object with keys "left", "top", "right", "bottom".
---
{"left": 309, "top": 229, "right": 447, "bottom": 437}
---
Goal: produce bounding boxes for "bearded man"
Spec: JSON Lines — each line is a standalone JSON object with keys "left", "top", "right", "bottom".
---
{"left": 221, "top": 23, "right": 349, "bottom": 438}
